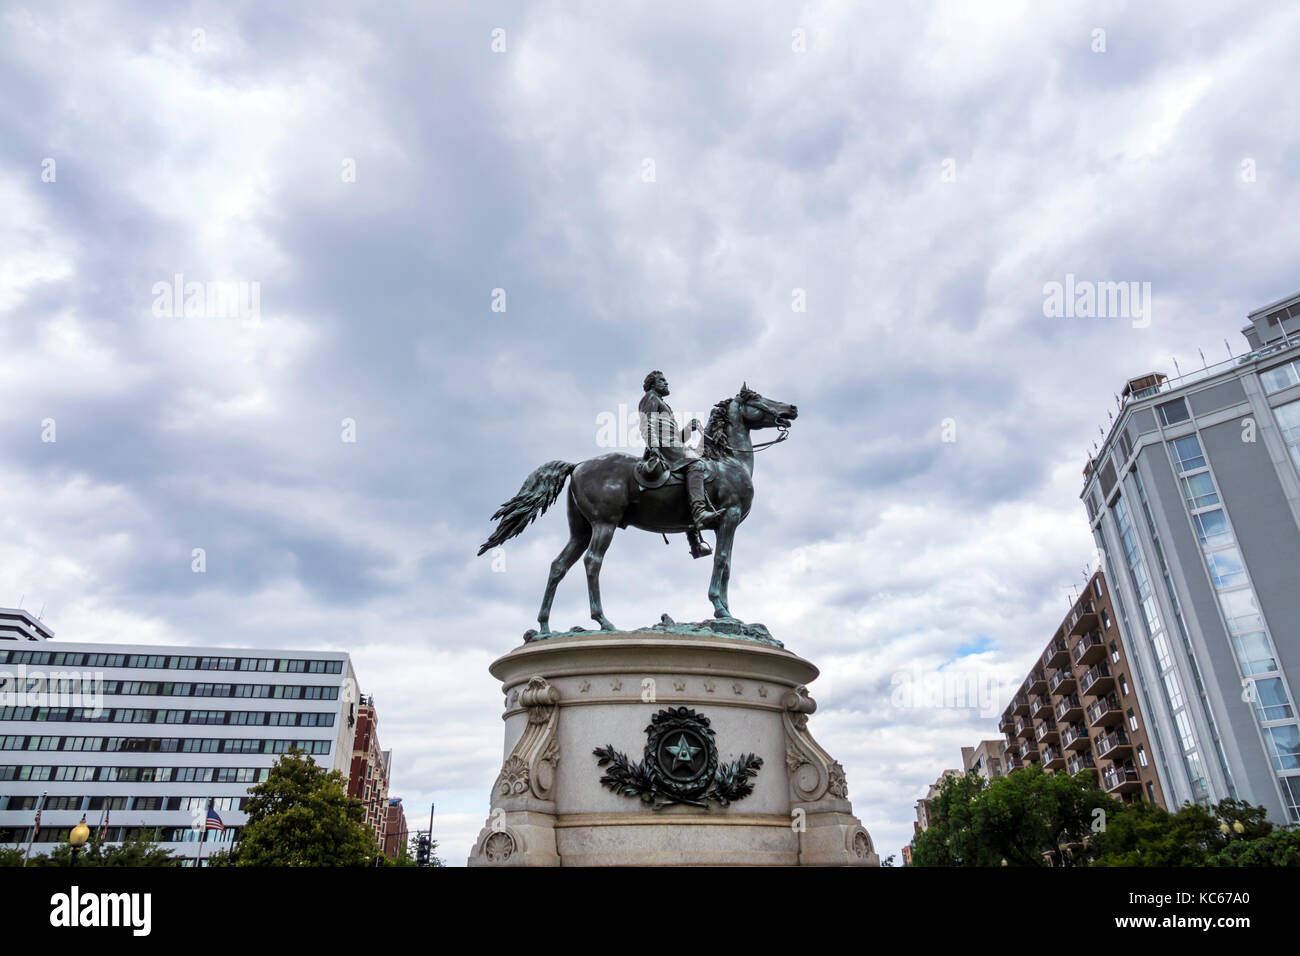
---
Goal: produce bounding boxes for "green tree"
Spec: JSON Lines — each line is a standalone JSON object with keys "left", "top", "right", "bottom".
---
{"left": 3, "top": 829, "right": 175, "bottom": 867}
{"left": 913, "top": 765, "right": 1112, "bottom": 867}
{"left": 1084, "top": 797, "right": 1292, "bottom": 866}
{"left": 235, "top": 749, "right": 378, "bottom": 866}
{"left": 1209, "top": 827, "right": 1300, "bottom": 866}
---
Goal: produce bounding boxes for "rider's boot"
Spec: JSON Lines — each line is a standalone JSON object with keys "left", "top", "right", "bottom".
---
{"left": 687, "top": 528, "right": 712, "bottom": 560}
{"left": 686, "top": 468, "right": 721, "bottom": 559}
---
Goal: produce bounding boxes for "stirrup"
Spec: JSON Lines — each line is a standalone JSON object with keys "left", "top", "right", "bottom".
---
{"left": 689, "top": 538, "right": 713, "bottom": 559}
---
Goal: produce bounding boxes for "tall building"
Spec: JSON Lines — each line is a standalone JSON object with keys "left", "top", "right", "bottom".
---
{"left": 348, "top": 695, "right": 392, "bottom": 853}
{"left": 383, "top": 796, "right": 409, "bottom": 859}
{"left": 0, "top": 630, "right": 358, "bottom": 863}
{"left": 1080, "top": 290, "right": 1300, "bottom": 823}
{"left": 961, "top": 739, "right": 1006, "bottom": 782}
{"left": 997, "top": 571, "right": 1166, "bottom": 808}
{"left": 0, "top": 608, "right": 54, "bottom": 643}
{"left": 913, "top": 768, "right": 961, "bottom": 836}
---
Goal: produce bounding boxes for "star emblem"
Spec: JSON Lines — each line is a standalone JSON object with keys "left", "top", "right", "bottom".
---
{"left": 664, "top": 734, "right": 700, "bottom": 768}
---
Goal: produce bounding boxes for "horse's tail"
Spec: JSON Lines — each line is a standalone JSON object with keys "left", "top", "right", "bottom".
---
{"left": 476, "top": 460, "right": 577, "bottom": 556}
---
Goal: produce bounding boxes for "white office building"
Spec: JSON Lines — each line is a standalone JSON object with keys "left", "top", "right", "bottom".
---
{"left": 0, "top": 609, "right": 358, "bottom": 863}
{"left": 1081, "top": 291, "right": 1300, "bottom": 823}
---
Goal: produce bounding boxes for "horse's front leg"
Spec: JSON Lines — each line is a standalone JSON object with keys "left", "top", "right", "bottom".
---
{"left": 584, "top": 521, "right": 618, "bottom": 630}
{"left": 708, "top": 511, "right": 740, "bottom": 620}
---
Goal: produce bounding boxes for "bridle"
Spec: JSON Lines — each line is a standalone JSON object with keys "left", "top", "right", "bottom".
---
{"left": 741, "top": 400, "right": 792, "bottom": 452}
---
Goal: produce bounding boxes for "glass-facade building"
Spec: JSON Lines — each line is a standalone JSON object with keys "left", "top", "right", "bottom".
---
{"left": 0, "top": 618, "right": 358, "bottom": 863}
{"left": 1081, "top": 292, "right": 1300, "bottom": 823}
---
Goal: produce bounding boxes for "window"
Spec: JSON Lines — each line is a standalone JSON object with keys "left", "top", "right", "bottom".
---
{"left": 1232, "top": 631, "right": 1276, "bottom": 675}
{"left": 1128, "top": 709, "right": 1138, "bottom": 731}
{"left": 1138, "top": 745, "right": 1148, "bottom": 767}
{"left": 1158, "top": 398, "right": 1191, "bottom": 426}
{"left": 1266, "top": 725, "right": 1300, "bottom": 771}
{"left": 1180, "top": 472, "right": 1219, "bottom": 510}
{"left": 1101, "top": 607, "right": 1112, "bottom": 630}
{"left": 1253, "top": 678, "right": 1295, "bottom": 722}
{"left": 1274, "top": 401, "right": 1300, "bottom": 474}
{"left": 1206, "top": 547, "right": 1248, "bottom": 589}
{"left": 1283, "top": 777, "right": 1300, "bottom": 824}
{"left": 1219, "top": 589, "right": 1264, "bottom": 632}
{"left": 1261, "top": 360, "right": 1300, "bottom": 393}
{"left": 1192, "top": 509, "right": 1232, "bottom": 549}
{"left": 1169, "top": 435, "right": 1206, "bottom": 473}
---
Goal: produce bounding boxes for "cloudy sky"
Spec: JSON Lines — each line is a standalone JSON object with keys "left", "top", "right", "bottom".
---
{"left": 4, "top": 0, "right": 1300, "bottom": 863}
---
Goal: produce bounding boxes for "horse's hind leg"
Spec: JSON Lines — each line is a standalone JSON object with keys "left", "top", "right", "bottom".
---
{"left": 538, "top": 494, "right": 591, "bottom": 634}
{"left": 584, "top": 521, "right": 617, "bottom": 631}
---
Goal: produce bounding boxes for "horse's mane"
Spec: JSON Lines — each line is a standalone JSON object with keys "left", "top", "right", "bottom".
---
{"left": 700, "top": 399, "right": 734, "bottom": 460}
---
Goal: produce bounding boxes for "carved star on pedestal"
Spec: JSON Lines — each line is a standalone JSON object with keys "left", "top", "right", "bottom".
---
{"left": 665, "top": 734, "right": 701, "bottom": 768}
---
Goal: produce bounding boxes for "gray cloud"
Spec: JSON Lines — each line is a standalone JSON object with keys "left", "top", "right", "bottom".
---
{"left": 3, "top": 0, "right": 1299, "bottom": 863}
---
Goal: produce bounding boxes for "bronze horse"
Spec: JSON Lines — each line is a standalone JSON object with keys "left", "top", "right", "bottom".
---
{"left": 478, "top": 384, "right": 798, "bottom": 634}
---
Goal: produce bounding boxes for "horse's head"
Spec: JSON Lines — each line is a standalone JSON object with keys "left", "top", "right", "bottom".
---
{"left": 702, "top": 384, "right": 798, "bottom": 459}
{"left": 736, "top": 382, "right": 798, "bottom": 431}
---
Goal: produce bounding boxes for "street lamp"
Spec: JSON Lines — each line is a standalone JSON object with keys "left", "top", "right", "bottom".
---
{"left": 68, "top": 816, "right": 90, "bottom": 867}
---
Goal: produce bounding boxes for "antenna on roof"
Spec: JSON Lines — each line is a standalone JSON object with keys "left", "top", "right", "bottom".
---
{"left": 1199, "top": 347, "right": 1207, "bottom": 369}
{"left": 37, "top": 603, "right": 45, "bottom": 620}
{"left": 17, "top": 594, "right": 23, "bottom": 610}
{"left": 1107, "top": 409, "right": 1113, "bottom": 423}
{"left": 1225, "top": 338, "right": 1233, "bottom": 359}
{"left": 1172, "top": 357, "right": 1181, "bottom": 377}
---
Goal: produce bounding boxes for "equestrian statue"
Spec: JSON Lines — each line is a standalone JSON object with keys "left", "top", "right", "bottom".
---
{"left": 477, "top": 374, "right": 797, "bottom": 635}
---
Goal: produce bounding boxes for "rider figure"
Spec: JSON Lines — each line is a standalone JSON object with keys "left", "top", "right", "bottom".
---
{"left": 638, "top": 370, "right": 722, "bottom": 559}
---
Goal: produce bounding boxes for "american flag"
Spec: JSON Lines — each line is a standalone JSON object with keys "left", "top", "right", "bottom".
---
{"left": 99, "top": 806, "right": 110, "bottom": 841}
{"left": 204, "top": 804, "right": 225, "bottom": 833}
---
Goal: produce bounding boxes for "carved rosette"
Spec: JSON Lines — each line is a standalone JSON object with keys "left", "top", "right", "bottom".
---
{"left": 781, "top": 685, "right": 850, "bottom": 804}
{"left": 492, "top": 675, "right": 561, "bottom": 802}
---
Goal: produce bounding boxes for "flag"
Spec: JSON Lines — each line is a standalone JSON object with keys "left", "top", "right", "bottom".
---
{"left": 33, "top": 804, "right": 41, "bottom": 830}
{"left": 98, "top": 806, "right": 110, "bottom": 842}
{"left": 204, "top": 803, "right": 225, "bottom": 833}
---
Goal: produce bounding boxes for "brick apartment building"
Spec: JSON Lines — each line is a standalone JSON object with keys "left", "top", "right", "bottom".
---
{"left": 998, "top": 570, "right": 1166, "bottom": 807}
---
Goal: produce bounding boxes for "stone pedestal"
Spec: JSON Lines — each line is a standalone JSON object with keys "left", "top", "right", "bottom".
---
{"left": 467, "top": 629, "right": 878, "bottom": 867}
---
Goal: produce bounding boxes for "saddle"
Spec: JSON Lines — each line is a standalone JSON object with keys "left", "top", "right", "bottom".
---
{"left": 633, "top": 451, "right": 712, "bottom": 490}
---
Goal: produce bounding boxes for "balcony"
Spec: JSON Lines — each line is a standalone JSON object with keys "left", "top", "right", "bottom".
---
{"left": 1041, "top": 746, "right": 1066, "bottom": 770}
{"left": 1017, "top": 740, "right": 1039, "bottom": 763}
{"left": 1035, "top": 719, "right": 1059, "bottom": 744}
{"left": 1079, "top": 661, "right": 1114, "bottom": 697}
{"left": 1067, "top": 600, "right": 1099, "bottom": 637}
{"left": 1030, "top": 695, "right": 1052, "bottom": 720}
{"left": 1094, "top": 729, "right": 1132, "bottom": 759}
{"left": 1042, "top": 638, "right": 1069, "bottom": 671}
{"left": 1062, "top": 723, "right": 1090, "bottom": 752}
{"left": 1067, "top": 752, "right": 1096, "bottom": 775}
{"left": 1086, "top": 694, "right": 1124, "bottom": 729}
{"left": 1012, "top": 694, "right": 1029, "bottom": 717}
{"left": 1015, "top": 716, "right": 1035, "bottom": 739}
{"left": 1072, "top": 631, "right": 1106, "bottom": 667}
{"left": 1025, "top": 670, "right": 1048, "bottom": 696}
{"left": 1103, "top": 763, "right": 1142, "bottom": 794}
{"left": 1048, "top": 669, "right": 1076, "bottom": 695}
{"left": 1054, "top": 694, "right": 1083, "bottom": 723}
{"left": 999, "top": 712, "right": 1015, "bottom": 733}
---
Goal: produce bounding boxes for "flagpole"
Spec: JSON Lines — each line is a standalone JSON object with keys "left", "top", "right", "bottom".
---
{"left": 194, "top": 799, "right": 208, "bottom": 869}
{"left": 22, "top": 791, "right": 46, "bottom": 867}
